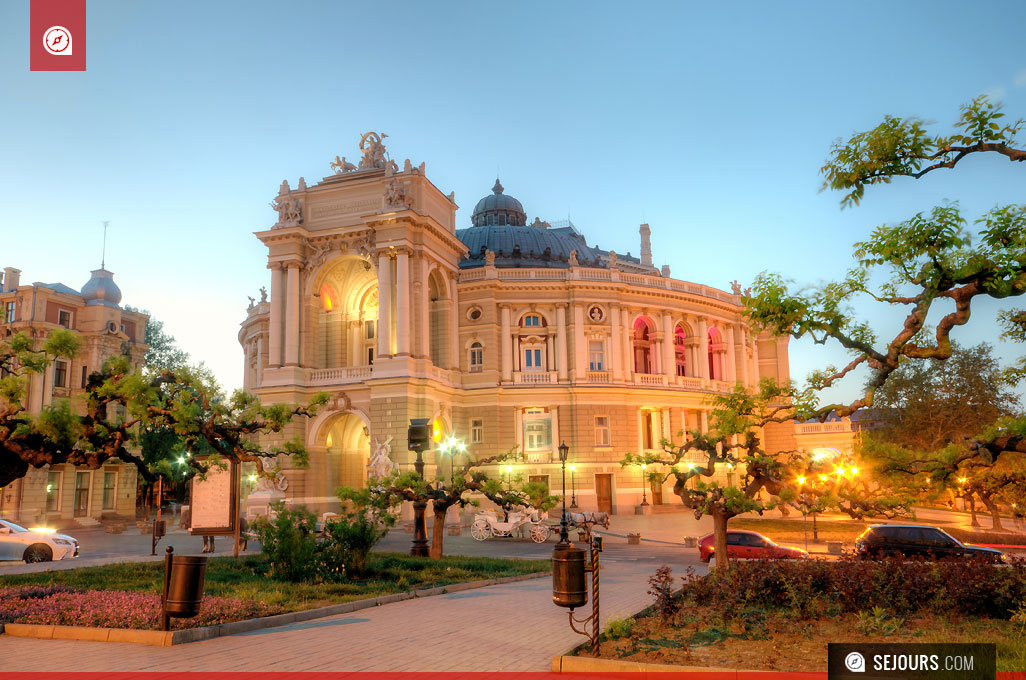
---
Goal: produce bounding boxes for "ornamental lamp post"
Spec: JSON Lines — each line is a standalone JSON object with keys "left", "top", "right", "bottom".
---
{"left": 407, "top": 418, "right": 432, "bottom": 557}
{"left": 557, "top": 441, "right": 571, "bottom": 546}
{"left": 640, "top": 463, "right": 649, "bottom": 506}
{"left": 569, "top": 463, "right": 578, "bottom": 509}
{"left": 506, "top": 464, "right": 514, "bottom": 489}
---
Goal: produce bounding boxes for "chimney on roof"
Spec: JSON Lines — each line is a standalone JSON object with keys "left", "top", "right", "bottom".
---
{"left": 639, "top": 223, "right": 652, "bottom": 267}
{"left": 3, "top": 267, "right": 21, "bottom": 292}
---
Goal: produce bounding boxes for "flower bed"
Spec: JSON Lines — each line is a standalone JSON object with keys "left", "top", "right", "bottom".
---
{"left": 585, "top": 559, "right": 1026, "bottom": 672}
{"left": 0, "top": 585, "right": 283, "bottom": 630}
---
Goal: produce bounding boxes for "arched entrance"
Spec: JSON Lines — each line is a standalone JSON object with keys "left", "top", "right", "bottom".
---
{"left": 428, "top": 269, "right": 451, "bottom": 367}
{"left": 324, "top": 413, "right": 371, "bottom": 490}
{"left": 314, "top": 257, "right": 379, "bottom": 369}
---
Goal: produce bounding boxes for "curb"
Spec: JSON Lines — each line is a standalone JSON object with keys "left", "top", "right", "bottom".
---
{"left": 0, "top": 570, "right": 549, "bottom": 646}
{"left": 552, "top": 655, "right": 764, "bottom": 674}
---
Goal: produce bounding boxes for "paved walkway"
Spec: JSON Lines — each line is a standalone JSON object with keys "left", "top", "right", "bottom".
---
{"left": 0, "top": 532, "right": 702, "bottom": 672}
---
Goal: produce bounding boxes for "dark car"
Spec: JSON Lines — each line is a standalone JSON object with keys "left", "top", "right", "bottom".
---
{"left": 855, "top": 524, "right": 1006, "bottom": 562}
{"left": 698, "top": 530, "right": 807, "bottom": 562}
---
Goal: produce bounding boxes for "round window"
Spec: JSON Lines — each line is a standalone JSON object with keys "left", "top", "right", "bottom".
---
{"left": 467, "top": 307, "right": 483, "bottom": 321}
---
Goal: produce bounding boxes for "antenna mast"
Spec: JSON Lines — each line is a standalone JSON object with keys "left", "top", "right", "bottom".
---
{"left": 101, "top": 221, "right": 109, "bottom": 268}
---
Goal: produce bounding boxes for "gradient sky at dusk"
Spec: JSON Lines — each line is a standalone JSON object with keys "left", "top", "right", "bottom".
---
{"left": 2, "top": 1, "right": 1025, "bottom": 403}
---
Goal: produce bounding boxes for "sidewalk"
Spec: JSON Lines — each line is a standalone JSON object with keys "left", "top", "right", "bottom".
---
{"left": 0, "top": 539, "right": 702, "bottom": 672}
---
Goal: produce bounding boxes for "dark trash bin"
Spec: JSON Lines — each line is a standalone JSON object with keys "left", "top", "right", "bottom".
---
{"left": 165, "top": 555, "right": 207, "bottom": 618}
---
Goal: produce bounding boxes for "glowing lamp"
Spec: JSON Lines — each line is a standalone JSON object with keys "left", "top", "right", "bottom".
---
{"left": 797, "top": 476, "right": 806, "bottom": 485}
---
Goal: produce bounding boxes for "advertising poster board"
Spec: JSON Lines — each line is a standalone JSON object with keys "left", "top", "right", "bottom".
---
{"left": 189, "top": 460, "right": 239, "bottom": 537}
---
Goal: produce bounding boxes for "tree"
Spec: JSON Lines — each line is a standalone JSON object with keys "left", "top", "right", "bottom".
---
{"left": 622, "top": 380, "right": 911, "bottom": 569}
{"left": 0, "top": 329, "right": 326, "bottom": 488}
{"left": 123, "top": 306, "right": 189, "bottom": 372}
{"left": 871, "top": 343, "right": 1021, "bottom": 452}
{"left": 747, "top": 95, "right": 1026, "bottom": 481}
{"left": 340, "top": 450, "right": 518, "bottom": 559}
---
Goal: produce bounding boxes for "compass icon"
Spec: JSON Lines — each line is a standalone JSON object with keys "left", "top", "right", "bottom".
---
{"left": 43, "top": 26, "right": 72, "bottom": 56}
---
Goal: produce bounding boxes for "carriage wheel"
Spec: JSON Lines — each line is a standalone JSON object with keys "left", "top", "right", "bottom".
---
{"left": 530, "top": 525, "right": 550, "bottom": 543}
{"left": 470, "top": 520, "right": 491, "bottom": 541}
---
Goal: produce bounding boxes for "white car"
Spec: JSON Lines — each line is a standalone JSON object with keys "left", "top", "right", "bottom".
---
{"left": 0, "top": 519, "right": 79, "bottom": 562}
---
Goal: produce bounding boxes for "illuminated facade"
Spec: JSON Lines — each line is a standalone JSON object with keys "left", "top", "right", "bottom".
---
{"left": 239, "top": 135, "right": 796, "bottom": 516}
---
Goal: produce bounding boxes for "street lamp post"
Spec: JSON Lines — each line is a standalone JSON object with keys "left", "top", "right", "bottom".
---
{"left": 407, "top": 419, "right": 432, "bottom": 557}
{"left": 557, "top": 441, "right": 570, "bottom": 546}
{"left": 569, "top": 464, "right": 578, "bottom": 509}
{"left": 505, "top": 464, "right": 513, "bottom": 490}
{"left": 640, "top": 463, "right": 649, "bottom": 506}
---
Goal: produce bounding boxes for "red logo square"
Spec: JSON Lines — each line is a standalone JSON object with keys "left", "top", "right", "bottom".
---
{"left": 30, "top": 0, "right": 87, "bottom": 71}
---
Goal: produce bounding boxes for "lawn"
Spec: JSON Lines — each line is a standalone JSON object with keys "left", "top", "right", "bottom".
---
{"left": 0, "top": 552, "right": 551, "bottom": 611}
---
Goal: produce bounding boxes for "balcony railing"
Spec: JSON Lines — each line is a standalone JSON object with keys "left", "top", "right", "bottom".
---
{"left": 525, "top": 450, "right": 553, "bottom": 463}
{"left": 634, "top": 373, "right": 667, "bottom": 387}
{"left": 796, "top": 422, "right": 855, "bottom": 435}
{"left": 586, "top": 370, "right": 611, "bottom": 383}
{"left": 513, "top": 371, "right": 558, "bottom": 385}
{"left": 308, "top": 366, "right": 372, "bottom": 385}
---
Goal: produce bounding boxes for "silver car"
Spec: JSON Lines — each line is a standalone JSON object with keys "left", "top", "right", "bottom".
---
{"left": 0, "top": 519, "right": 79, "bottom": 562}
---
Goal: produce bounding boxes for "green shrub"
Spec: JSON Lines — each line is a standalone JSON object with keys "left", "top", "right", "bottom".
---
{"left": 318, "top": 508, "right": 390, "bottom": 577}
{"left": 604, "top": 616, "right": 635, "bottom": 640}
{"left": 253, "top": 504, "right": 318, "bottom": 582}
{"left": 855, "top": 606, "right": 905, "bottom": 636}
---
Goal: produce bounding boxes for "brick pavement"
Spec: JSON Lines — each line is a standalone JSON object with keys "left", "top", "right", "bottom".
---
{"left": 0, "top": 539, "right": 703, "bottom": 672}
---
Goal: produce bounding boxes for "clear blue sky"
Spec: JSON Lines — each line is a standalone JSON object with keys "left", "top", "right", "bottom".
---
{"left": 2, "top": 1, "right": 1025, "bottom": 403}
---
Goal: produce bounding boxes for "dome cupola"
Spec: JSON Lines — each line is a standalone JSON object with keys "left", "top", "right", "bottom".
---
{"left": 471, "top": 178, "right": 527, "bottom": 227}
{"left": 80, "top": 268, "right": 122, "bottom": 308}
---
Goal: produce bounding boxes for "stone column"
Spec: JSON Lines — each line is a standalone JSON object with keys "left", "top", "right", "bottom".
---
{"left": 726, "top": 325, "right": 737, "bottom": 383}
{"left": 256, "top": 336, "right": 264, "bottom": 387}
{"left": 752, "top": 338, "right": 761, "bottom": 382}
{"left": 268, "top": 264, "right": 284, "bottom": 367}
{"left": 621, "top": 307, "right": 633, "bottom": 380}
{"left": 396, "top": 251, "right": 410, "bottom": 355}
{"left": 449, "top": 272, "right": 460, "bottom": 369}
{"left": 700, "top": 410, "right": 709, "bottom": 434}
{"left": 419, "top": 256, "right": 430, "bottom": 358}
{"left": 545, "top": 329, "right": 554, "bottom": 372}
{"left": 284, "top": 263, "right": 301, "bottom": 366}
{"left": 610, "top": 303, "right": 622, "bottom": 381}
{"left": 555, "top": 305, "right": 568, "bottom": 381}
{"left": 377, "top": 253, "right": 392, "bottom": 357}
{"left": 740, "top": 328, "right": 750, "bottom": 386}
{"left": 662, "top": 313, "right": 675, "bottom": 379}
{"left": 350, "top": 321, "right": 362, "bottom": 366}
{"left": 573, "top": 304, "right": 587, "bottom": 380}
{"left": 42, "top": 363, "right": 54, "bottom": 406}
{"left": 500, "top": 305, "right": 512, "bottom": 382}
{"left": 697, "top": 318, "right": 709, "bottom": 379}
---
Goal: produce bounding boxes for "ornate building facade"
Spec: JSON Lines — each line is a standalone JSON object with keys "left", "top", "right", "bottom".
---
{"left": 0, "top": 266, "right": 146, "bottom": 526}
{"left": 239, "top": 134, "right": 796, "bottom": 516}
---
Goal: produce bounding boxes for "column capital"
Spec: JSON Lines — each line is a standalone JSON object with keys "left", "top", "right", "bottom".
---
{"left": 282, "top": 259, "right": 305, "bottom": 270}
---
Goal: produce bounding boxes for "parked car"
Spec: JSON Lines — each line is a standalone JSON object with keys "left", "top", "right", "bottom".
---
{"left": 855, "top": 524, "right": 1007, "bottom": 562}
{"left": 0, "top": 519, "right": 79, "bottom": 562}
{"left": 698, "top": 530, "right": 808, "bottom": 562}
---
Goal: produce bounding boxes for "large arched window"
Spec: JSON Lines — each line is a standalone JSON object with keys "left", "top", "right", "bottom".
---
{"left": 708, "top": 327, "right": 724, "bottom": 381}
{"left": 674, "top": 324, "right": 688, "bottom": 377}
{"left": 632, "top": 317, "right": 654, "bottom": 374}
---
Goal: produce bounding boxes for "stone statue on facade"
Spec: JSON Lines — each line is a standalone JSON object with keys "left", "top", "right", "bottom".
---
{"left": 568, "top": 250, "right": 578, "bottom": 266}
{"left": 730, "top": 280, "right": 742, "bottom": 295}
{"left": 260, "top": 286, "right": 268, "bottom": 303}
{"left": 485, "top": 249, "right": 496, "bottom": 266}
{"left": 247, "top": 296, "right": 255, "bottom": 312}
{"left": 607, "top": 251, "right": 619, "bottom": 270}
{"left": 270, "top": 194, "right": 303, "bottom": 228}
{"left": 358, "top": 132, "right": 390, "bottom": 170}
{"left": 331, "top": 155, "right": 357, "bottom": 174}
{"left": 368, "top": 436, "right": 396, "bottom": 479}
{"left": 384, "top": 179, "right": 414, "bottom": 210}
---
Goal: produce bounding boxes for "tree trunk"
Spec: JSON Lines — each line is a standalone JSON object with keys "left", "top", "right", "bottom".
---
{"left": 979, "top": 493, "right": 1005, "bottom": 531}
{"left": 969, "top": 494, "right": 981, "bottom": 528}
{"left": 429, "top": 505, "right": 448, "bottom": 559}
{"left": 712, "top": 511, "right": 729, "bottom": 571}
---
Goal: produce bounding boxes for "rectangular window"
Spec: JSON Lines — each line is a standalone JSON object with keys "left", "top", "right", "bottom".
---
{"left": 367, "top": 347, "right": 374, "bottom": 365}
{"left": 102, "top": 471, "right": 117, "bottom": 510}
{"left": 469, "top": 345, "right": 483, "bottom": 372}
{"left": 523, "top": 408, "right": 552, "bottom": 452}
{"left": 528, "top": 475, "right": 550, "bottom": 491}
{"left": 81, "top": 365, "right": 88, "bottom": 388}
{"left": 524, "top": 348, "right": 542, "bottom": 370}
{"left": 643, "top": 412, "right": 654, "bottom": 450}
{"left": 589, "top": 340, "right": 604, "bottom": 371}
{"left": 595, "top": 416, "right": 611, "bottom": 446}
{"left": 45, "top": 471, "right": 61, "bottom": 512}
{"left": 471, "top": 418, "right": 484, "bottom": 444}
{"left": 58, "top": 310, "right": 71, "bottom": 328}
{"left": 74, "top": 472, "right": 90, "bottom": 517}
{"left": 5, "top": 301, "right": 16, "bottom": 323}
{"left": 53, "top": 360, "right": 68, "bottom": 388}
{"left": 365, "top": 320, "right": 376, "bottom": 339}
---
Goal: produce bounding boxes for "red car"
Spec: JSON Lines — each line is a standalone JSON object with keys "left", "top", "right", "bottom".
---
{"left": 698, "top": 530, "right": 807, "bottom": 562}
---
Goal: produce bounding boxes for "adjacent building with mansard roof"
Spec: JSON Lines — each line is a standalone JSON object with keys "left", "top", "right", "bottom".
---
{"left": 239, "top": 133, "right": 796, "bottom": 517}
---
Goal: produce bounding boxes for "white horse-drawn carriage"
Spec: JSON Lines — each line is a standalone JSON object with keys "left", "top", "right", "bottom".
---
{"left": 470, "top": 509, "right": 610, "bottom": 543}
